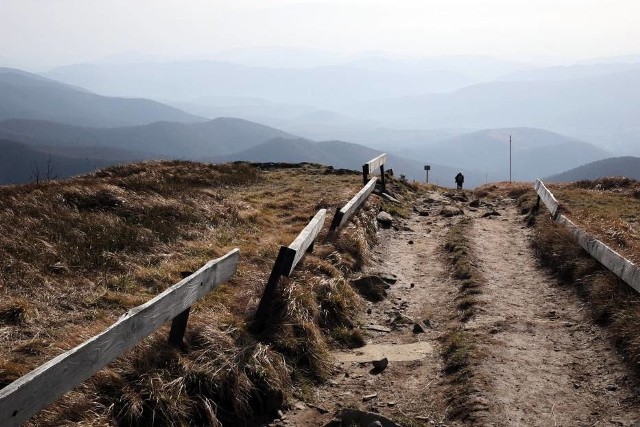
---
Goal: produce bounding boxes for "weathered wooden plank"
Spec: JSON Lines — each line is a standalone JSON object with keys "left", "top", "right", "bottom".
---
{"left": 0, "top": 249, "right": 240, "bottom": 427}
{"left": 332, "top": 178, "right": 377, "bottom": 231}
{"left": 364, "top": 154, "right": 387, "bottom": 176}
{"left": 534, "top": 179, "right": 560, "bottom": 217}
{"left": 281, "top": 209, "right": 326, "bottom": 277}
{"left": 556, "top": 215, "right": 640, "bottom": 294}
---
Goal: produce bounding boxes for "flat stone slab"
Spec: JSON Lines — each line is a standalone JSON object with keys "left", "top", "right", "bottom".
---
{"left": 333, "top": 341, "right": 433, "bottom": 363}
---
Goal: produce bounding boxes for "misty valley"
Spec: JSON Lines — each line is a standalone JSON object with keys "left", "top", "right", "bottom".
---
{"left": 1, "top": 51, "right": 640, "bottom": 188}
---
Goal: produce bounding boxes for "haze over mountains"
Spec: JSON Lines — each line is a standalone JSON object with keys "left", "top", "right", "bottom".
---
{"left": 0, "top": 68, "right": 203, "bottom": 127}
{"left": 1, "top": 50, "right": 638, "bottom": 186}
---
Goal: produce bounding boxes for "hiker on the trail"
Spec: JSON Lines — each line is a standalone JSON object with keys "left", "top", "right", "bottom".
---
{"left": 455, "top": 171, "right": 464, "bottom": 190}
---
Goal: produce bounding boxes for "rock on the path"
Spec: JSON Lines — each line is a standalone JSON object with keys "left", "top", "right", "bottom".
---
{"left": 371, "top": 357, "right": 389, "bottom": 373}
{"left": 365, "top": 324, "right": 392, "bottom": 333}
{"left": 378, "top": 272, "right": 398, "bottom": 284}
{"left": 469, "top": 199, "right": 481, "bottom": 208}
{"left": 452, "top": 193, "right": 468, "bottom": 202}
{"left": 392, "top": 314, "right": 414, "bottom": 326}
{"left": 440, "top": 206, "right": 463, "bottom": 217}
{"left": 324, "top": 408, "right": 402, "bottom": 427}
{"left": 481, "top": 210, "right": 501, "bottom": 218}
{"left": 423, "top": 192, "right": 449, "bottom": 204}
{"left": 376, "top": 211, "right": 394, "bottom": 227}
{"left": 351, "top": 275, "right": 388, "bottom": 302}
{"left": 413, "top": 319, "right": 435, "bottom": 333}
{"left": 413, "top": 205, "right": 430, "bottom": 216}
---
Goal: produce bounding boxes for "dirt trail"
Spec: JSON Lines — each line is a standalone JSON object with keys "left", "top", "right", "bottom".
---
{"left": 280, "top": 193, "right": 640, "bottom": 426}
{"left": 468, "top": 202, "right": 640, "bottom": 426}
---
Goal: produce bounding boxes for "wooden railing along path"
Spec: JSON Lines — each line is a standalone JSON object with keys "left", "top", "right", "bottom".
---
{"left": 1, "top": 155, "right": 388, "bottom": 424}
{"left": 0, "top": 249, "right": 240, "bottom": 427}
{"left": 534, "top": 178, "right": 640, "bottom": 294}
{"left": 362, "top": 153, "right": 387, "bottom": 191}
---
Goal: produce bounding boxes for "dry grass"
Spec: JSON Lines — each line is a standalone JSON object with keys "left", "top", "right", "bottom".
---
{"left": 0, "top": 160, "right": 385, "bottom": 425}
{"left": 548, "top": 178, "right": 640, "bottom": 264}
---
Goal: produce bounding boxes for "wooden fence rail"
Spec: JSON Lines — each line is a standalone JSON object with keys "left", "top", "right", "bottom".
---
{"left": 330, "top": 177, "right": 377, "bottom": 231}
{"left": 253, "top": 209, "right": 327, "bottom": 331}
{"left": 534, "top": 179, "right": 560, "bottom": 218}
{"left": 0, "top": 249, "right": 240, "bottom": 427}
{"left": 533, "top": 179, "right": 640, "bottom": 294}
{"left": 362, "top": 153, "right": 387, "bottom": 191}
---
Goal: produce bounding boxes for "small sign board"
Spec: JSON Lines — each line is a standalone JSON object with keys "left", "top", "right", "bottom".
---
{"left": 424, "top": 165, "right": 431, "bottom": 171}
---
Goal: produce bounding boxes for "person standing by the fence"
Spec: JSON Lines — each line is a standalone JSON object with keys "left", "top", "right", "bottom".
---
{"left": 455, "top": 171, "right": 464, "bottom": 190}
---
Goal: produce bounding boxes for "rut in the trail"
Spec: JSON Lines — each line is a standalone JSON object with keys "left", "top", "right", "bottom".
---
{"left": 466, "top": 204, "right": 640, "bottom": 426}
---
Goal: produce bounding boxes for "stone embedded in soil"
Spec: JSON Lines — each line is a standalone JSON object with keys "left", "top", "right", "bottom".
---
{"left": 324, "top": 408, "right": 402, "bottom": 427}
{"left": 362, "top": 393, "right": 379, "bottom": 401}
{"left": 376, "top": 211, "right": 394, "bottom": 227}
{"left": 481, "top": 210, "right": 501, "bottom": 218}
{"left": 365, "top": 324, "right": 392, "bottom": 333}
{"left": 440, "top": 206, "right": 463, "bottom": 217}
{"left": 351, "top": 275, "right": 388, "bottom": 302}
{"left": 392, "top": 314, "right": 414, "bottom": 325}
{"left": 469, "top": 198, "right": 481, "bottom": 207}
{"left": 372, "top": 358, "right": 389, "bottom": 370}
{"left": 378, "top": 272, "right": 398, "bottom": 284}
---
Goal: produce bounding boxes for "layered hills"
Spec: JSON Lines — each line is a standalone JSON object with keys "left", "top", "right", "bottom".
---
{"left": 546, "top": 156, "right": 640, "bottom": 182}
{"left": 0, "top": 68, "right": 203, "bottom": 127}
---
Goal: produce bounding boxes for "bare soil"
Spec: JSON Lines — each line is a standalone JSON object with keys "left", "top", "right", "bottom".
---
{"left": 279, "top": 192, "right": 640, "bottom": 426}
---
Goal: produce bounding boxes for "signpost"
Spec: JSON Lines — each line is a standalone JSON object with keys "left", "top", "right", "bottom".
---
{"left": 424, "top": 165, "right": 431, "bottom": 183}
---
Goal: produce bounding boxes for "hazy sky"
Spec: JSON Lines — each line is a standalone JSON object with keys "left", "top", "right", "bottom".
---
{"left": 1, "top": 0, "right": 639, "bottom": 69}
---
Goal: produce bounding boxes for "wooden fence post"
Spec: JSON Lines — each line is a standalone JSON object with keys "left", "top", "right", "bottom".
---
{"left": 168, "top": 308, "right": 191, "bottom": 347}
{"left": 251, "top": 246, "right": 288, "bottom": 333}
{"left": 252, "top": 210, "right": 327, "bottom": 333}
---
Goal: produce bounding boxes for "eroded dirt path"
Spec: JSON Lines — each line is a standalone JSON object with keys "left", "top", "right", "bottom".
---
{"left": 281, "top": 193, "right": 640, "bottom": 426}
{"left": 468, "top": 202, "right": 640, "bottom": 426}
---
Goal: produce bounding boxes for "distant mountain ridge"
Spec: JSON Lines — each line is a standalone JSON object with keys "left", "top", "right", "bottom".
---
{"left": 214, "top": 137, "right": 487, "bottom": 188}
{"left": 0, "top": 68, "right": 204, "bottom": 127}
{"left": 0, "top": 117, "right": 295, "bottom": 159}
{"left": 396, "top": 127, "right": 611, "bottom": 182}
{"left": 546, "top": 157, "right": 640, "bottom": 182}
{"left": 43, "top": 57, "right": 525, "bottom": 108}
{"left": 344, "top": 70, "right": 640, "bottom": 152}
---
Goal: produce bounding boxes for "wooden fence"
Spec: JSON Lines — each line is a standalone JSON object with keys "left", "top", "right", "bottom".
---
{"left": 0, "top": 249, "right": 240, "bottom": 427}
{"left": 1, "top": 156, "right": 387, "bottom": 424}
{"left": 534, "top": 179, "right": 640, "bottom": 294}
{"left": 362, "top": 153, "right": 387, "bottom": 191}
{"left": 254, "top": 153, "right": 387, "bottom": 330}
{"left": 252, "top": 209, "right": 327, "bottom": 331}
{"left": 330, "top": 177, "right": 377, "bottom": 231}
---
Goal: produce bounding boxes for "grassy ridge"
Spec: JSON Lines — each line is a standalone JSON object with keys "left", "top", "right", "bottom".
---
{"left": 0, "top": 161, "right": 388, "bottom": 425}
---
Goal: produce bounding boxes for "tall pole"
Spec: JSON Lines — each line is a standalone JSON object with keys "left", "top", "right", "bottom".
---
{"left": 509, "top": 135, "right": 512, "bottom": 183}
